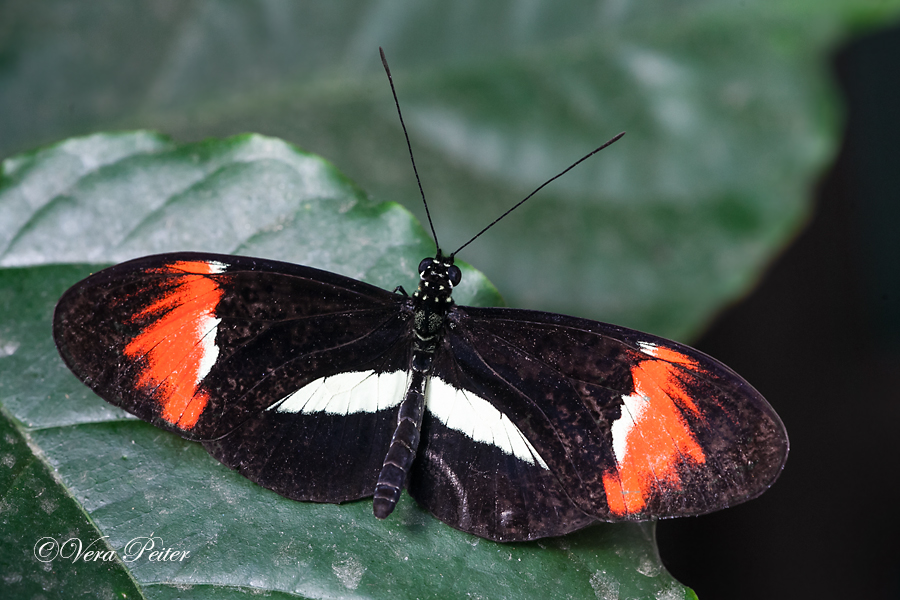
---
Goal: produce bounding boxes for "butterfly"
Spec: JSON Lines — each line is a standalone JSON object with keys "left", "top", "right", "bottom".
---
{"left": 52, "top": 50, "right": 788, "bottom": 543}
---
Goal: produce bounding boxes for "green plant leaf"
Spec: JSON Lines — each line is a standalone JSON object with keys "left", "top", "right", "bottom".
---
{"left": 0, "top": 134, "right": 694, "bottom": 599}
{"left": 4, "top": 1, "right": 894, "bottom": 339}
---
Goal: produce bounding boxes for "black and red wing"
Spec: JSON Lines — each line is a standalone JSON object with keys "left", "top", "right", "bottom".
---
{"left": 54, "top": 252, "right": 788, "bottom": 542}
{"left": 408, "top": 306, "right": 788, "bottom": 541}
{"left": 53, "top": 252, "right": 413, "bottom": 503}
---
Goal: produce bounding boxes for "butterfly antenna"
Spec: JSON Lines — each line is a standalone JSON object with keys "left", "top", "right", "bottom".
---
{"left": 451, "top": 131, "right": 625, "bottom": 258}
{"left": 380, "top": 47, "right": 441, "bottom": 254}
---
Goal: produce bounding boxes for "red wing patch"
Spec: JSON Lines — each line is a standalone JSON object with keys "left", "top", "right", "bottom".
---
{"left": 602, "top": 341, "right": 709, "bottom": 517}
{"left": 124, "top": 260, "right": 226, "bottom": 430}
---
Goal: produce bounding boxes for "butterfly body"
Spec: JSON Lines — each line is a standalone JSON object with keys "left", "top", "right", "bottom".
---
{"left": 54, "top": 251, "right": 788, "bottom": 542}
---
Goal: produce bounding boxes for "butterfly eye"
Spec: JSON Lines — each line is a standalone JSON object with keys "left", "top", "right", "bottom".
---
{"left": 418, "top": 258, "right": 434, "bottom": 276}
{"left": 447, "top": 265, "right": 462, "bottom": 287}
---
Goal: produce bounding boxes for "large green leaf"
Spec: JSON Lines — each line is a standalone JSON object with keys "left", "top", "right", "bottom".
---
{"left": 0, "top": 134, "right": 693, "bottom": 599}
{"left": 4, "top": 1, "right": 894, "bottom": 339}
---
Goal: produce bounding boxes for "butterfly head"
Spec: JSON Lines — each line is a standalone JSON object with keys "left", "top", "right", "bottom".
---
{"left": 413, "top": 253, "right": 461, "bottom": 307}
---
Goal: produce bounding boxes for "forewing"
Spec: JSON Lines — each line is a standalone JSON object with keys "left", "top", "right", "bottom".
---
{"left": 409, "top": 305, "right": 788, "bottom": 540}
{"left": 53, "top": 252, "right": 412, "bottom": 502}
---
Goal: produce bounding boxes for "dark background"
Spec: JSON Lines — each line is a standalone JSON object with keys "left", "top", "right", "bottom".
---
{"left": 657, "top": 23, "right": 900, "bottom": 600}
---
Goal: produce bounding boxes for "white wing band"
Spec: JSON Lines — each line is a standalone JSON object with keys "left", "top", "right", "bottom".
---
{"left": 272, "top": 370, "right": 548, "bottom": 469}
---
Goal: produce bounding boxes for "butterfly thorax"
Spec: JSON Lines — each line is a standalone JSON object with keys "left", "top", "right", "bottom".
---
{"left": 411, "top": 255, "right": 461, "bottom": 347}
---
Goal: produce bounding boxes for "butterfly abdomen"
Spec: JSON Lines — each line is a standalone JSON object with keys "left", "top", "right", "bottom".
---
{"left": 372, "top": 254, "right": 461, "bottom": 518}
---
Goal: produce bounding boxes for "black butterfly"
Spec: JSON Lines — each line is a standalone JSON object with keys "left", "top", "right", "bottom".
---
{"left": 52, "top": 50, "right": 788, "bottom": 543}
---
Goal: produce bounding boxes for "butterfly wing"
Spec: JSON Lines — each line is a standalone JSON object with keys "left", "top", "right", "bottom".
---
{"left": 55, "top": 253, "right": 788, "bottom": 540}
{"left": 408, "top": 305, "right": 788, "bottom": 541}
{"left": 53, "top": 252, "right": 414, "bottom": 503}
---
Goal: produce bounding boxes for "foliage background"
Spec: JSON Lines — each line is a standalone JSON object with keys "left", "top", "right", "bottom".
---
{"left": 2, "top": 1, "right": 900, "bottom": 598}
{"left": 660, "top": 22, "right": 900, "bottom": 599}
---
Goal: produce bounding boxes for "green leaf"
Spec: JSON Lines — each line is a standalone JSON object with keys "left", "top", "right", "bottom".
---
{"left": 0, "top": 134, "right": 694, "bottom": 599}
{"left": 0, "top": 404, "right": 141, "bottom": 598}
{"left": 0, "top": 132, "right": 498, "bottom": 307}
{"left": 4, "top": 1, "right": 893, "bottom": 339}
